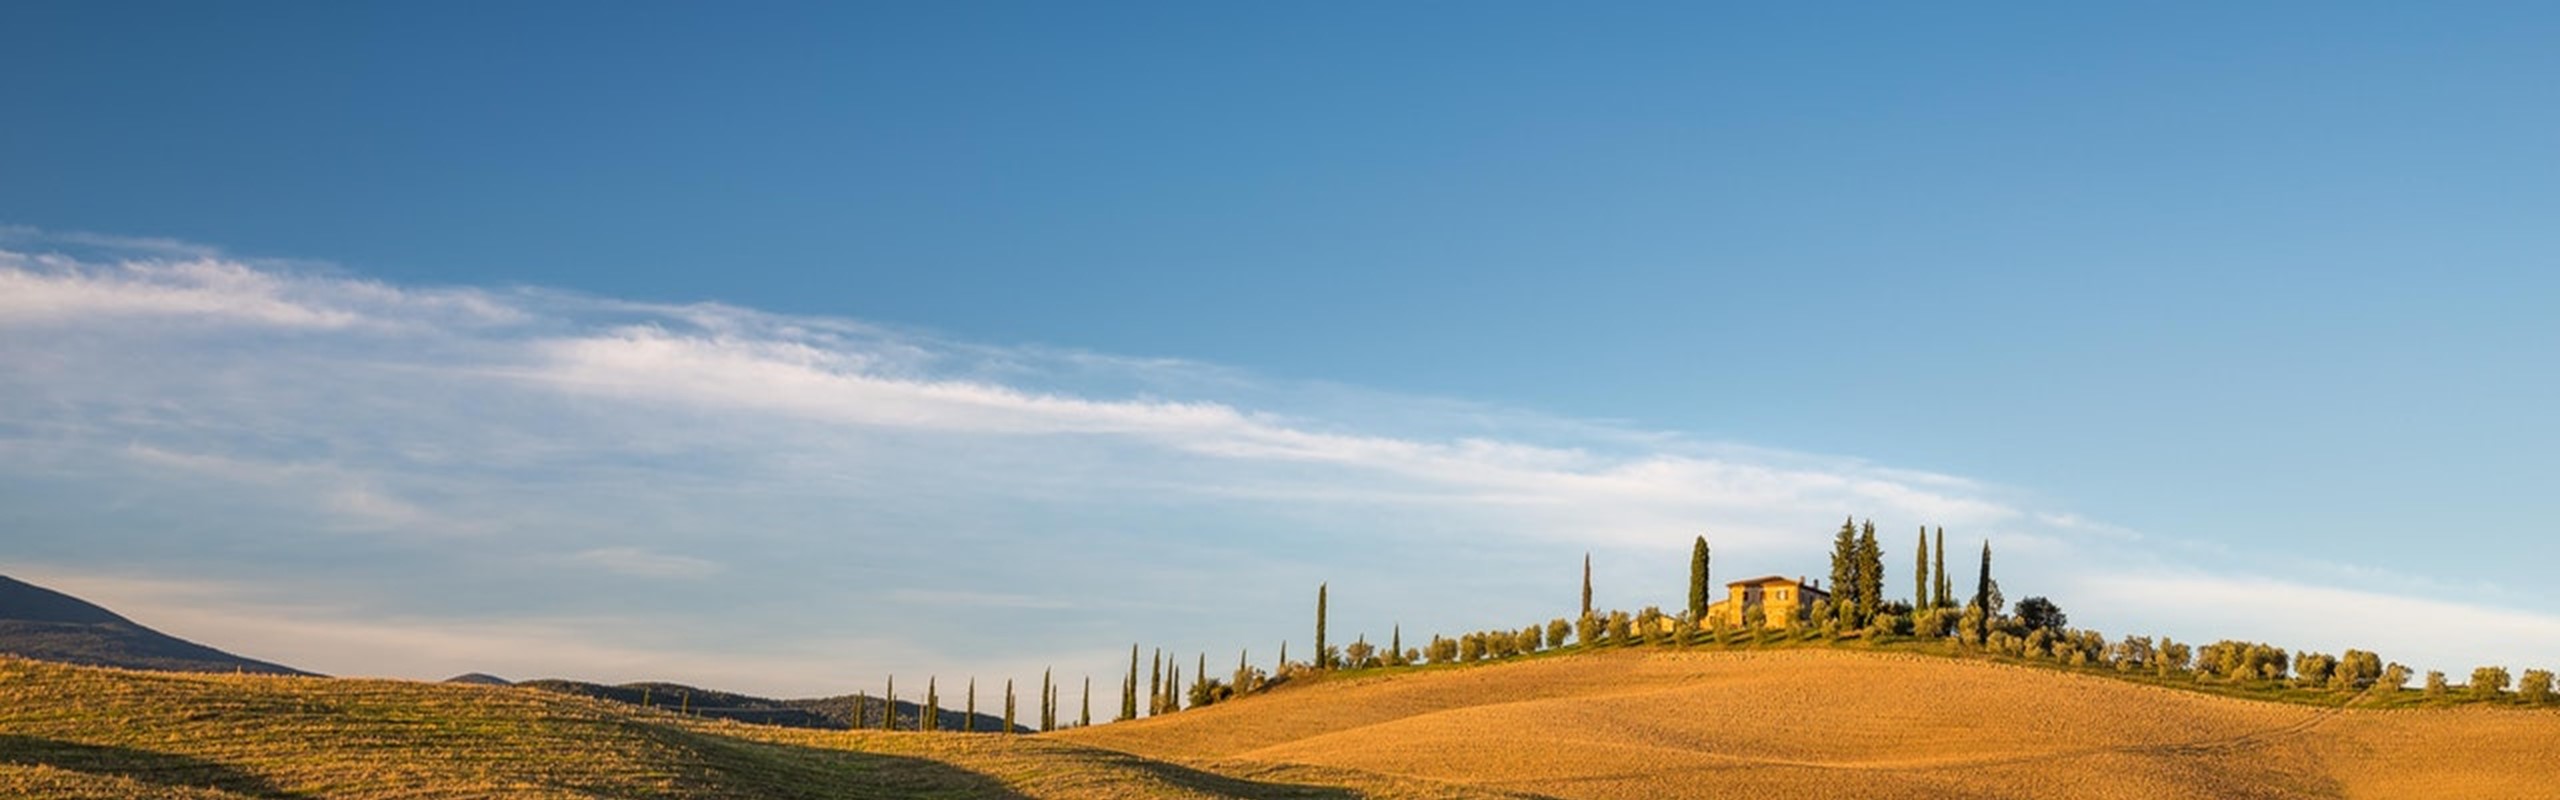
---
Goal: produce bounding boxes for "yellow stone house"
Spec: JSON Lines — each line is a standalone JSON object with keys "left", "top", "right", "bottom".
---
{"left": 1704, "top": 575, "right": 1831, "bottom": 629}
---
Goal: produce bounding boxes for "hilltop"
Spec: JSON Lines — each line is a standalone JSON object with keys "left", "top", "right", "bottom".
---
{"left": 0, "top": 575, "right": 305, "bottom": 676}
{"left": 1057, "top": 648, "right": 2560, "bottom": 799}
{"left": 6, "top": 647, "right": 2555, "bottom": 799}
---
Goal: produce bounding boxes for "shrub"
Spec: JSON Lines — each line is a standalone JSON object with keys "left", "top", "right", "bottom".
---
{"left": 2013, "top": 597, "right": 2067, "bottom": 632}
{"left": 2470, "top": 666, "right": 2511, "bottom": 699}
{"left": 1546, "top": 618, "right": 1571, "bottom": 649}
{"left": 2294, "top": 652, "right": 2337, "bottom": 689}
{"left": 1343, "top": 639, "right": 1375, "bottom": 669}
{"left": 2156, "top": 638, "right": 2191, "bottom": 677}
{"left": 2025, "top": 628, "right": 2054, "bottom": 660}
{"left": 2380, "top": 663, "right": 2412, "bottom": 691}
{"left": 1427, "top": 635, "right": 1458, "bottom": 665}
{"left": 2110, "top": 636, "right": 2153, "bottom": 672}
{"left": 2519, "top": 670, "right": 2554, "bottom": 704}
{"left": 2424, "top": 670, "right": 2448, "bottom": 698}
{"left": 2335, "top": 650, "right": 2383, "bottom": 691}
{"left": 1575, "top": 613, "right": 1602, "bottom": 648}
{"left": 1607, "top": 611, "right": 1634, "bottom": 645}
{"left": 1516, "top": 625, "right": 1543, "bottom": 655}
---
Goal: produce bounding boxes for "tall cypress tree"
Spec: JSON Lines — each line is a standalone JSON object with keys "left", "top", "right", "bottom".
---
{"left": 1237, "top": 648, "right": 1250, "bottom": 691}
{"left": 1855, "top": 520, "right": 1882, "bottom": 626}
{"left": 1581, "top": 553, "right": 1594, "bottom": 619}
{"left": 1040, "top": 669, "right": 1054, "bottom": 731}
{"left": 1688, "top": 535, "right": 1712, "bottom": 622}
{"left": 1973, "top": 540, "right": 1994, "bottom": 622}
{"left": 852, "top": 693, "right": 865, "bottom": 730}
{"left": 924, "top": 677, "right": 939, "bottom": 732}
{"left": 1914, "top": 526, "right": 1929, "bottom": 608}
{"left": 1933, "top": 527, "right": 1952, "bottom": 608}
{"left": 1276, "top": 640, "right": 1287, "bottom": 671}
{"left": 1829, "top": 517, "right": 1858, "bottom": 627}
{"left": 1079, "top": 676, "right": 1090, "bottom": 727}
{"left": 1004, "top": 679, "right": 1016, "bottom": 734}
{"left": 1195, "top": 653, "right": 1206, "bottom": 705}
{"left": 1390, "top": 625, "right": 1402, "bottom": 666}
{"left": 1315, "top": 583, "right": 1330, "bottom": 669}
{"left": 965, "top": 678, "right": 977, "bottom": 733}
{"left": 885, "top": 675, "right": 896, "bottom": 731}
{"left": 1121, "top": 644, "right": 1138, "bottom": 721}
{"left": 1148, "top": 650, "right": 1162, "bottom": 715}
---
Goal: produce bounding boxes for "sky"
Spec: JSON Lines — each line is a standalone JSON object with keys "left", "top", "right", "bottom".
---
{"left": 2, "top": 3, "right": 2556, "bottom": 697}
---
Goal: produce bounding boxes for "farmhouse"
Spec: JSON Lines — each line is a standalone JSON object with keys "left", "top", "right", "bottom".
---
{"left": 1704, "top": 575, "right": 1830, "bottom": 630}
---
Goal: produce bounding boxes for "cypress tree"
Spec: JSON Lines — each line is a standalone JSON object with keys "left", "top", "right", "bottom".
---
{"left": 1688, "top": 535, "right": 1711, "bottom": 622}
{"left": 1829, "top": 517, "right": 1858, "bottom": 627}
{"left": 1581, "top": 553, "right": 1594, "bottom": 619}
{"left": 1277, "top": 640, "right": 1287, "bottom": 672}
{"left": 1914, "top": 526, "right": 1929, "bottom": 608}
{"left": 1167, "top": 662, "right": 1181, "bottom": 713}
{"left": 1148, "top": 650, "right": 1162, "bottom": 716}
{"left": 965, "top": 678, "right": 977, "bottom": 733}
{"left": 851, "top": 693, "right": 864, "bottom": 729}
{"left": 1004, "top": 679, "right": 1016, "bottom": 734}
{"left": 1973, "top": 539, "right": 1995, "bottom": 638}
{"left": 1390, "top": 625, "right": 1402, "bottom": 666}
{"left": 1855, "top": 520, "right": 1882, "bottom": 626}
{"left": 1315, "top": 583, "right": 1330, "bottom": 670}
{"left": 924, "top": 677, "right": 939, "bottom": 732}
{"left": 1933, "top": 527, "right": 1952, "bottom": 609}
{"left": 1039, "top": 669, "right": 1053, "bottom": 731}
{"left": 1237, "top": 648, "right": 1250, "bottom": 691}
{"left": 1121, "top": 644, "right": 1138, "bottom": 721}
{"left": 885, "top": 676, "right": 896, "bottom": 731}
{"left": 1079, "top": 676, "right": 1091, "bottom": 727}
{"left": 1196, "top": 653, "right": 1206, "bottom": 704}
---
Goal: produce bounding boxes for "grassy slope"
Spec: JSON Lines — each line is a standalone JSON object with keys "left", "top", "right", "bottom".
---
{"left": 1060, "top": 648, "right": 2560, "bottom": 800}
{"left": 0, "top": 657, "right": 1515, "bottom": 800}
{"left": 10, "top": 647, "right": 2555, "bottom": 800}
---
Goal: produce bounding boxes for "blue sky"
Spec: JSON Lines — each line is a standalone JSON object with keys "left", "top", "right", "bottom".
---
{"left": 2, "top": 3, "right": 2555, "bottom": 694}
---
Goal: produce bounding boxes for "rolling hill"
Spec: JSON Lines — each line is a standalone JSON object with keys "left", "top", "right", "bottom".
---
{"left": 5, "top": 646, "right": 2555, "bottom": 798}
{"left": 0, "top": 575, "right": 306, "bottom": 676}
{"left": 1055, "top": 648, "right": 2560, "bottom": 799}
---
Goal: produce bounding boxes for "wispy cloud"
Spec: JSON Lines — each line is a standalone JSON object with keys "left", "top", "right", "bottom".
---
{"left": 0, "top": 228, "right": 2550, "bottom": 694}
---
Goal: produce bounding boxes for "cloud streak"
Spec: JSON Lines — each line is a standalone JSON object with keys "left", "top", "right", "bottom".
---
{"left": 0, "top": 229, "right": 2550, "bottom": 694}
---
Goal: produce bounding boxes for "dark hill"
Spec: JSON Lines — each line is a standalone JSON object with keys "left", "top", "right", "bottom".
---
{"left": 443, "top": 672, "right": 512, "bottom": 686}
{"left": 519, "top": 678, "right": 1028, "bottom": 733}
{"left": 0, "top": 574, "right": 308, "bottom": 675}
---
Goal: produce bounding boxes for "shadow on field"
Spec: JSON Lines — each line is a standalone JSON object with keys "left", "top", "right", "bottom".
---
{"left": 0, "top": 733, "right": 314, "bottom": 799}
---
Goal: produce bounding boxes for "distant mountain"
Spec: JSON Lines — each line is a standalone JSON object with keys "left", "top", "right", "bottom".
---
{"left": 0, "top": 574, "right": 308, "bottom": 675}
{"left": 519, "top": 678, "right": 1029, "bottom": 733}
{"left": 444, "top": 672, "right": 513, "bottom": 686}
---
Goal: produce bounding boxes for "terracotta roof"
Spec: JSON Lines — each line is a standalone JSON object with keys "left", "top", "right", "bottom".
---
{"left": 1726, "top": 575, "right": 1805, "bottom": 587}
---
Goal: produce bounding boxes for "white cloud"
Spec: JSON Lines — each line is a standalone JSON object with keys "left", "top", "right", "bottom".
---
{"left": 1, "top": 229, "right": 2550, "bottom": 695}
{"left": 564, "top": 547, "right": 724, "bottom": 579}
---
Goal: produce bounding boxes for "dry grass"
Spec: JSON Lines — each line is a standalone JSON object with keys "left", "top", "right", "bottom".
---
{"left": 10, "top": 650, "right": 2553, "bottom": 799}
{"left": 0, "top": 656, "right": 1511, "bottom": 799}
{"left": 1058, "top": 649, "right": 2560, "bottom": 800}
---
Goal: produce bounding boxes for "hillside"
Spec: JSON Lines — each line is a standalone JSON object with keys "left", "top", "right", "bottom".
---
{"left": 0, "top": 656, "right": 1518, "bottom": 799}
{"left": 1058, "top": 648, "right": 2560, "bottom": 800}
{"left": 0, "top": 575, "right": 305, "bottom": 676}
{"left": 517, "top": 677, "right": 1029, "bottom": 733}
{"left": 7, "top": 648, "right": 2554, "bottom": 799}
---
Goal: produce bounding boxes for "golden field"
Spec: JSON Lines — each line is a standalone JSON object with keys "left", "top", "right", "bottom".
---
{"left": 5, "top": 649, "right": 2555, "bottom": 798}
{"left": 1058, "top": 649, "right": 2560, "bottom": 800}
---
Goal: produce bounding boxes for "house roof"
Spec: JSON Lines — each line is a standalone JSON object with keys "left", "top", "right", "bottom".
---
{"left": 1726, "top": 575, "right": 1811, "bottom": 587}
